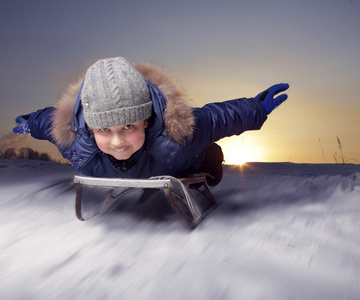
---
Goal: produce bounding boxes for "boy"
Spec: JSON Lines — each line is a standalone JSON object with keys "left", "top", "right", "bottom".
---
{"left": 13, "top": 57, "right": 289, "bottom": 185}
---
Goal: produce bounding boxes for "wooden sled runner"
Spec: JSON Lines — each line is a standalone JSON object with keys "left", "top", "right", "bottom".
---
{"left": 74, "top": 174, "right": 217, "bottom": 229}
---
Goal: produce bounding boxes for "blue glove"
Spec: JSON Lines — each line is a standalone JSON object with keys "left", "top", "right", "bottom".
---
{"left": 13, "top": 113, "right": 35, "bottom": 134}
{"left": 255, "top": 83, "right": 289, "bottom": 114}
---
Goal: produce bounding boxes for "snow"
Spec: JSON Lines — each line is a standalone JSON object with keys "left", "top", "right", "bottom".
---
{"left": 0, "top": 159, "right": 360, "bottom": 300}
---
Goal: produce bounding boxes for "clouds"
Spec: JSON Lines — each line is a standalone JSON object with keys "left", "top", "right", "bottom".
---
{"left": 0, "top": 132, "right": 30, "bottom": 152}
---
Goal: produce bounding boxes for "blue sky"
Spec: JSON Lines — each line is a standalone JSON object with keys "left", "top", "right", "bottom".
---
{"left": 1, "top": 0, "right": 359, "bottom": 163}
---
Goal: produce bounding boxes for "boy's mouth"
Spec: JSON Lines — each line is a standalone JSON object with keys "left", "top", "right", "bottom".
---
{"left": 114, "top": 146, "right": 128, "bottom": 152}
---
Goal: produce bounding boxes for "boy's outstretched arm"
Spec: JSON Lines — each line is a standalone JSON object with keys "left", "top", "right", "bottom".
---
{"left": 190, "top": 83, "right": 289, "bottom": 150}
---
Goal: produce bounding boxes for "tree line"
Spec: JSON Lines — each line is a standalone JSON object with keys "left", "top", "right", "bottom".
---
{"left": 0, "top": 147, "right": 59, "bottom": 163}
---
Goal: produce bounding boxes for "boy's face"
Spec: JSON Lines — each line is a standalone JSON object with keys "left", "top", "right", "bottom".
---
{"left": 92, "top": 120, "right": 148, "bottom": 160}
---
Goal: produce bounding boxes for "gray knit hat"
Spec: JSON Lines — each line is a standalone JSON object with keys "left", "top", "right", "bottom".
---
{"left": 81, "top": 57, "right": 152, "bottom": 129}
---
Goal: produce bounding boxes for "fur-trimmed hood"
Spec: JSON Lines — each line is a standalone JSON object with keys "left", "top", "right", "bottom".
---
{"left": 52, "top": 62, "right": 195, "bottom": 148}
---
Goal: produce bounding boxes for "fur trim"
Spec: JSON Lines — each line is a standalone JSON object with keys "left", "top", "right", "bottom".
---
{"left": 52, "top": 77, "right": 83, "bottom": 148}
{"left": 52, "top": 63, "right": 195, "bottom": 147}
{"left": 132, "top": 63, "right": 194, "bottom": 144}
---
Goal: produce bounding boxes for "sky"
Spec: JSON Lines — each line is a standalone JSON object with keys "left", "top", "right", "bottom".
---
{"left": 0, "top": 0, "right": 359, "bottom": 164}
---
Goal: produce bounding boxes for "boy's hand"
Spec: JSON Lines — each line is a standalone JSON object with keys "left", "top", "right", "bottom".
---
{"left": 255, "top": 83, "right": 289, "bottom": 114}
{"left": 13, "top": 113, "right": 34, "bottom": 134}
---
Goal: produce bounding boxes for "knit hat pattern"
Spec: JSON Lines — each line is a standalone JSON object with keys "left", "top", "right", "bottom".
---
{"left": 82, "top": 57, "right": 152, "bottom": 129}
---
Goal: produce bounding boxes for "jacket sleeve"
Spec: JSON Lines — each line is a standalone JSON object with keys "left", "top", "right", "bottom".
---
{"left": 27, "top": 107, "right": 56, "bottom": 143}
{"left": 190, "top": 97, "right": 268, "bottom": 150}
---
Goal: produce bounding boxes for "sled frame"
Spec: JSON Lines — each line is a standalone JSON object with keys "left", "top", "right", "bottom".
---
{"left": 74, "top": 174, "right": 217, "bottom": 228}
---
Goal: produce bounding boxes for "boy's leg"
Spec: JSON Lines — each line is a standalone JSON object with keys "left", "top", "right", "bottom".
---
{"left": 198, "top": 143, "right": 224, "bottom": 186}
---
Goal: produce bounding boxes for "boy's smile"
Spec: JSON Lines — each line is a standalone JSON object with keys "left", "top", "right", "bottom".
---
{"left": 92, "top": 120, "right": 148, "bottom": 160}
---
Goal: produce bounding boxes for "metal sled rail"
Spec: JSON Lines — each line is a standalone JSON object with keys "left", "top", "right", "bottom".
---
{"left": 74, "top": 176, "right": 173, "bottom": 189}
{"left": 74, "top": 174, "right": 217, "bottom": 229}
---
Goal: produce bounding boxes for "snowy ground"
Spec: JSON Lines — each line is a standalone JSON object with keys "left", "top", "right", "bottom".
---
{"left": 0, "top": 159, "right": 359, "bottom": 300}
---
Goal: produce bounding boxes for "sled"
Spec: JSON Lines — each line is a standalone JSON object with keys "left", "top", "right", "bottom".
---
{"left": 73, "top": 174, "right": 217, "bottom": 229}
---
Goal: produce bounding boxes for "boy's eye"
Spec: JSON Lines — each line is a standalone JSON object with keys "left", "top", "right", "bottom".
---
{"left": 124, "top": 124, "right": 133, "bottom": 130}
{"left": 100, "top": 128, "right": 110, "bottom": 132}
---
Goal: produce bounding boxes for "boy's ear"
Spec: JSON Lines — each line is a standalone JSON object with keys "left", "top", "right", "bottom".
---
{"left": 144, "top": 119, "right": 149, "bottom": 128}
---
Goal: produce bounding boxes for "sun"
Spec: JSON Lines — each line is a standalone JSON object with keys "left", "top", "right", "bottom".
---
{"left": 218, "top": 137, "right": 260, "bottom": 165}
{"left": 223, "top": 146, "right": 257, "bottom": 165}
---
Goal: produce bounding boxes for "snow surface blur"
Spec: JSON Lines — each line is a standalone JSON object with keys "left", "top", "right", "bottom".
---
{"left": 0, "top": 159, "right": 359, "bottom": 300}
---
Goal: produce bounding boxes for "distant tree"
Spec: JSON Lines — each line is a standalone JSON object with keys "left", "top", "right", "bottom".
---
{"left": 27, "top": 148, "right": 40, "bottom": 160}
{"left": 1, "top": 148, "right": 17, "bottom": 159}
{"left": 39, "top": 152, "right": 52, "bottom": 162}
{"left": 18, "top": 147, "right": 28, "bottom": 159}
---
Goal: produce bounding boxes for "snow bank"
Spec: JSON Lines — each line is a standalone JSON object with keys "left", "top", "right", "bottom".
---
{"left": 0, "top": 159, "right": 359, "bottom": 300}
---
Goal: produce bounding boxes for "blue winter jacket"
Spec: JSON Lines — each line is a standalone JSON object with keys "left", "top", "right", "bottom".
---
{"left": 28, "top": 63, "right": 267, "bottom": 178}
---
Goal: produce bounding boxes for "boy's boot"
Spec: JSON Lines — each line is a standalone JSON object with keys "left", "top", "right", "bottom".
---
{"left": 200, "top": 143, "right": 224, "bottom": 186}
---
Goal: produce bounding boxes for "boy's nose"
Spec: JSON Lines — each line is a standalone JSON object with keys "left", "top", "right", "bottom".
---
{"left": 111, "top": 134, "right": 125, "bottom": 147}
